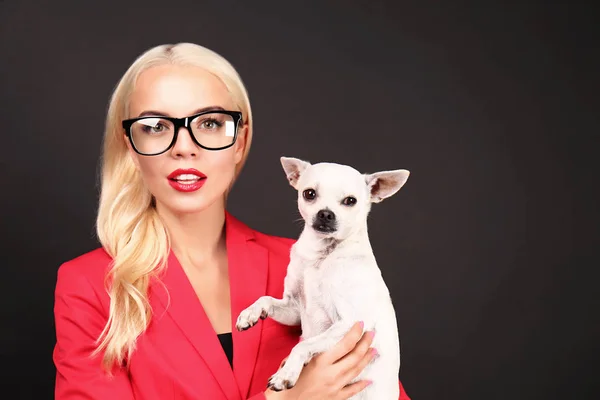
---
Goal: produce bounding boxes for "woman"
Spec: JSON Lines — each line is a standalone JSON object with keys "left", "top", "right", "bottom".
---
{"left": 52, "top": 42, "right": 411, "bottom": 399}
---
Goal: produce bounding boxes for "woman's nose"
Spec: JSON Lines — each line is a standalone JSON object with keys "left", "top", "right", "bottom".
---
{"left": 170, "top": 127, "right": 198, "bottom": 158}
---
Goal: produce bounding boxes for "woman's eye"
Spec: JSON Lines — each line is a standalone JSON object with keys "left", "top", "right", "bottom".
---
{"left": 151, "top": 124, "right": 165, "bottom": 133}
{"left": 199, "top": 119, "right": 222, "bottom": 130}
{"left": 342, "top": 196, "right": 357, "bottom": 206}
{"left": 303, "top": 189, "right": 316, "bottom": 200}
{"left": 142, "top": 123, "right": 166, "bottom": 134}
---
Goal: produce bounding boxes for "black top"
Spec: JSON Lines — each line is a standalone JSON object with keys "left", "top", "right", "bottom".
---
{"left": 217, "top": 332, "right": 233, "bottom": 368}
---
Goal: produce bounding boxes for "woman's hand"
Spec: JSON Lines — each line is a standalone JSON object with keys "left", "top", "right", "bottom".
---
{"left": 264, "top": 321, "right": 376, "bottom": 400}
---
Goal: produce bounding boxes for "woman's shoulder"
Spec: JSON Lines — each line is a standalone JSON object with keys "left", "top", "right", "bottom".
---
{"left": 228, "top": 212, "right": 297, "bottom": 257}
{"left": 253, "top": 231, "right": 297, "bottom": 254}
{"left": 246, "top": 224, "right": 297, "bottom": 259}
{"left": 55, "top": 247, "right": 113, "bottom": 292}
{"left": 246, "top": 229, "right": 298, "bottom": 293}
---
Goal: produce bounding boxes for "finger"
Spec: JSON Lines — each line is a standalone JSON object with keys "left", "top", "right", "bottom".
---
{"left": 339, "top": 345, "right": 378, "bottom": 384}
{"left": 334, "top": 329, "right": 375, "bottom": 373}
{"left": 319, "top": 321, "right": 364, "bottom": 365}
{"left": 338, "top": 379, "right": 372, "bottom": 399}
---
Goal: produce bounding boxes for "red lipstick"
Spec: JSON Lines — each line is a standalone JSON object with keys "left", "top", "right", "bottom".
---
{"left": 167, "top": 168, "right": 207, "bottom": 192}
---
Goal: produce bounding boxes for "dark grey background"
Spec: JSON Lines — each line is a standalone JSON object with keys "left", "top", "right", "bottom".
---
{"left": 1, "top": 0, "right": 598, "bottom": 399}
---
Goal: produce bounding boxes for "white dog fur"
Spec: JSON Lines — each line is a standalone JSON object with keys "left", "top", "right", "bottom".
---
{"left": 236, "top": 157, "right": 410, "bottom": 399}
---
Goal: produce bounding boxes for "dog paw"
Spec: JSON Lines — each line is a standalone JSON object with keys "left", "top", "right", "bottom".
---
{"left": 266, "top": 361, "right": 302, "bottom": 391}
{"left": 235, "top": 301, "right": 269, "bottom": 331}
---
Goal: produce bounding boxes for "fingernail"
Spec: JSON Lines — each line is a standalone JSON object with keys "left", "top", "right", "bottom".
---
{"left": 371, "top": 348, "right": 379, "bottom": 358}
{"left": 369, "top": 330, "right": 376, "bottom": 339}
{"left": 366, "top": 379, "right": 373, "bottom": 386}
{"left": 358, "top": 321, "right": 364, "bottom": 329}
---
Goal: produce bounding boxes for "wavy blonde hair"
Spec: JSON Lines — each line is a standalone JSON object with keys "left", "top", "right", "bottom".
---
{"left": 93, "top": 43, "right": 253, "bottom": 371}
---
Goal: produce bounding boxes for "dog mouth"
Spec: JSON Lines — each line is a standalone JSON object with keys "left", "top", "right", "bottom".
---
{"left": 312, "top": 223, "right": 337, "bottom": 234}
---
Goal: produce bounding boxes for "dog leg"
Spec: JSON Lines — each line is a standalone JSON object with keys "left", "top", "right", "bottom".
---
{"left": 236, "top": 261, "right": 302, "bottom": 331}
{"left": 268, "top": 295, "right": 302, "bottom": 326}
{"left": 235, "top": 294, "right": 301, "bottom": 331}
{"left": 267, "top": 320, "right": 356, "bottom": 391}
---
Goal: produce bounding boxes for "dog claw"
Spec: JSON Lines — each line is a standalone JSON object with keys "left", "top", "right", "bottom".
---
{"left": 267, "top": 378, "right": 284, "bottom": 392}
{"left": 268, "top": 370, "right": 299, "bottom": 391}
{"left": 267, "top": 383, "right": 281, "bottom": 392}
{"left": 236, "top": 303, "right": 270, "bottom": 331}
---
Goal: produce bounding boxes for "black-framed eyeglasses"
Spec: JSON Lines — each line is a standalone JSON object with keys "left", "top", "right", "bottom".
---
{"left": 122, "top": 110, "right": 243, "bottom": 156}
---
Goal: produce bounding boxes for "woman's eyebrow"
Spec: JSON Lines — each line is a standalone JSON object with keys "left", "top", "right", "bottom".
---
{"left": 136, "top": 106, "right": 227, "bottom": 118}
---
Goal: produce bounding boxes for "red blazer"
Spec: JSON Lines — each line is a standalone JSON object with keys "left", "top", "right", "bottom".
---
{"left": 53, "top": 212, "right": 411, "bottom": 399}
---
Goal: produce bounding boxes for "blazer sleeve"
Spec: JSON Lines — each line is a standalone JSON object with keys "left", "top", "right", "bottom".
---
{"left": 399, "top": 379, "right": 411, "bottom": 399}
{"left": 53, "top": 262, "right": 135, "bottom": 399}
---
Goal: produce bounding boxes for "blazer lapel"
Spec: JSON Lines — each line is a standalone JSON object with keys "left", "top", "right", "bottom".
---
{"left": 227, "top": 213, "right": 269, "bottom": 399}
{"left": 151, "top": 212, "right": 269, "bottom": 400}
{"left": 153, "top": 250, "right": 242, "bottom": 400}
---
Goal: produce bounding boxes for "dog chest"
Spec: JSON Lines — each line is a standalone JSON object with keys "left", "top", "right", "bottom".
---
{"left": 299, "top": 266, "right": 337, "bottom": 335}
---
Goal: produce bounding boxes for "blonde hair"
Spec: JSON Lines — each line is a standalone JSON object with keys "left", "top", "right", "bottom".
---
{"left": 93, "top": 43, "right": 253, "bottom": 371}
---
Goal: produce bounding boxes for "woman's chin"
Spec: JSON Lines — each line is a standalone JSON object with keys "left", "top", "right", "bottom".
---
{"left": 156, "top": 195, "right": 223, "bottom": 217}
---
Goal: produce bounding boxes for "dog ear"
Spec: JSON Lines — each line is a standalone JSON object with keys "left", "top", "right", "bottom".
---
{"left": 280, "top": 157, "right": 311, "bottom": 189}
{"left": 364, "top": 169, "right": 410, "bottom": 203}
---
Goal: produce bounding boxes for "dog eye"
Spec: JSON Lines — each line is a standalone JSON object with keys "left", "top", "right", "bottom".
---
{"left": 342, "top": 196, "right": 357, "bottom": 206}
{"left": 303, "top": 189, "right": 316, "bottom": 200}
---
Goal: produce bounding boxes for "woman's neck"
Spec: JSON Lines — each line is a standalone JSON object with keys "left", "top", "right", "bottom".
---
{"left": 156, "top": 198, "right": 227, "bottom": 270}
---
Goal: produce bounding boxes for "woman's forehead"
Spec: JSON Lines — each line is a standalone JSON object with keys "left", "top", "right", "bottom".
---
{"left": 128, "top": 64, "right": 234, "bottom": 118}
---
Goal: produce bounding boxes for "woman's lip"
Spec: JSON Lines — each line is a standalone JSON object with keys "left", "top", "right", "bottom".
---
{"left": 167, "top": 168, "right": 207, "bottom": 180}
{"left": 168, "top": 178, "right": 206, "bottom": 192}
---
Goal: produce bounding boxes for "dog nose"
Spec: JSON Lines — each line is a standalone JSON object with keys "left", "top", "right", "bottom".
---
{"left": 317, "top": 209, "right": 336, "bottom": 222}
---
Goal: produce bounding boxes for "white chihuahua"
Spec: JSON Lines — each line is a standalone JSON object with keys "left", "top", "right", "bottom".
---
{"left": 236, "top": 157, "right": 410, "bottom": 399}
